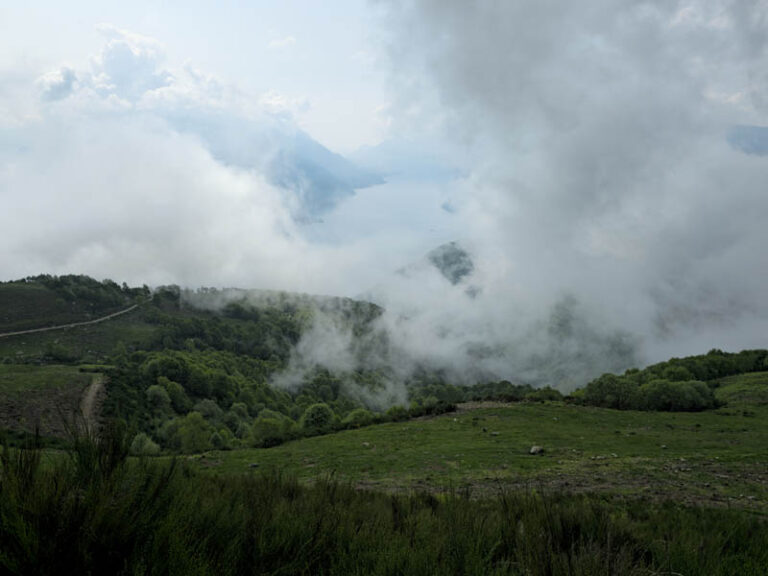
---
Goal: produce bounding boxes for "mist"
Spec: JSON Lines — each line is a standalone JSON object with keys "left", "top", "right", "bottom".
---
{"left": 3, "top": 3, "right": 768, "bottom": 392}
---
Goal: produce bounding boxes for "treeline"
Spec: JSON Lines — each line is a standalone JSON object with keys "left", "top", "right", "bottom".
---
{"left": 21, "top": 274, "right": 150, "bottom": 308}
{"left": 2, "top": 431, "right": 765, "bottom": 575}
{"left": 577, "top": 349, "right": 768, "bottom": 411}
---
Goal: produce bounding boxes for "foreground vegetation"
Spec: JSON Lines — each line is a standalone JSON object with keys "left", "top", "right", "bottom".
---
{"left": 1, "top": 430, "right": 766, "bottom": 576}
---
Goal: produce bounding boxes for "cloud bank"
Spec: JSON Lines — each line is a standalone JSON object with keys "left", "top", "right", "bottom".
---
{"left": 360, "top": 0, "right": 768, "bottom": 375}
{"left": 3, "top": 4, "right": 768, "bottom": 391}
{"left": 0, "top": 25, "right": 383, "bottom": 293}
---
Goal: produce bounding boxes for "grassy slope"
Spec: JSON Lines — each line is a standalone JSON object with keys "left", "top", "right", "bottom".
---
{"left": 715, "top": 371, "right": 768, "bottom": 406}
{"left": 0, "top": 364, "right": 92, "bottom": 396}
{"left": 0, "top": 282, "right": 128, "bottom": 333}
{"left": 201, "top": 377, "right": 768, "bottom": 510}
{"left": 0, "top": 308, "right": 157, "bottom": 362}
{"left": 0, "top": 364, "right": 94, "bottom": 437}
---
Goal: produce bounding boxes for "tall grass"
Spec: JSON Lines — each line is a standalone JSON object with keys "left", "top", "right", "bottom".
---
{"left": 1, "top": 430, "right": 766, "bottom": 575}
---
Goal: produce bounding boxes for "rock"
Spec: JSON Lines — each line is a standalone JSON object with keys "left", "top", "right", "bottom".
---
{"left": 482, "top": 427, "right": 488, "bottom": 433}
{"left": 362, "top": 442, "right": 370, "bottom": 447}
{"left": 249, "top": 463, "right": 259, "bottom": 468}
{"left": 529, "top": 445, "right": 544, "bottom": 455}
{"left": 491, "top": 431, "right": 500, "bottom": 436}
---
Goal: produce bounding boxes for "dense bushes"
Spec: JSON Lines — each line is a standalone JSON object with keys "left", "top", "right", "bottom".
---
{"left": 578, "top": 349, "right": 768, "bottom": 411}
{"left": 2, "top": 435, "right": 766, "bottom": 575}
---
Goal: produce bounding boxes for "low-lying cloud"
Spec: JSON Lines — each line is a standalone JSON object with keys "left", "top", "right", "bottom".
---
{"left": 3, "top": 4, "right": 768, "bottom": 392}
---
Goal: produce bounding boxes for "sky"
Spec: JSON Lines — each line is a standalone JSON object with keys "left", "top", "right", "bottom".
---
{"left": 0, "top": 0, "right": 388, "bottom": 153}
{"left": 2, "top": 1, "right": 768, "bottom": 387}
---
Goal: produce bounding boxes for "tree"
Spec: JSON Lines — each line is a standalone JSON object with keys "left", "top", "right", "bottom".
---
{"left": 176, "top": 412, "right": 213, "bottom": 453}
{"left": 129, "top": 433, "right": 160, "bottom": 456}
{"left": 342, "top": 408, "right": 374, "bottom": 429}
{"left": 583, "top": 374, "right": 640, "bottom": 410}
{"left": 251, "top": 409, "right": 295, "bottom": 447}
{"left": 300, "top": 403, "right": 335, "bottom": 435}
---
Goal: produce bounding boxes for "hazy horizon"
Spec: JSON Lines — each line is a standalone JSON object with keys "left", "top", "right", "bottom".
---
{"left": 3, "top": 1, "right": 768, "bottom": 386}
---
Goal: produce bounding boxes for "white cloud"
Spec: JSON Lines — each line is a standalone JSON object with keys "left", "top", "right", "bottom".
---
{"left": 6, "top": 5, "right": 768, "bottom": 390}
{"left": 267, "top": 35, "right": 297, "bottom": 50}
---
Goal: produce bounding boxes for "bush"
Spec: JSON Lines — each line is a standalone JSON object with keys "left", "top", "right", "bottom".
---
{"left": 300, "top": 403, "right": 336, "bottom": 435}
{"left": 342, "top": 408, "right": 374, "bottom": 429}
{"left": 525, "top": 386, "right": 563, "bottom": 402}
{"left": 386, "top": 405, "right": 409, "bottom": 422}
{"left": 176, "top": 412, "right": 213, "bottom": 453}
{"left": 251, "top": 409, "right": 295, "bottom": 448}
{"left": 129, "top": 432, "right": 160, "bottom": 456}
{"left": 145, "top": 385, "right": 172, "bottom": 413}
{"left": 639, "top": 379, "right": 716, "bottom": 412}
{"left": 583, "top": 374, "right": 640, "bottom": 410}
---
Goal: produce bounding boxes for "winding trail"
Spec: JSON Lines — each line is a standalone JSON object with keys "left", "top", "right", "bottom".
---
{"left": 80, "top": 374, "right": 106, "bottom": 428}
{"left": 0, "top": 304, "right": 139, "bottom": 339}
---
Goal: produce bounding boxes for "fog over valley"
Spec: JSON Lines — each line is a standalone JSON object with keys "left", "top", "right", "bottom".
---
{"left": 3, "top": 1, "right": 768, "bottom": 389}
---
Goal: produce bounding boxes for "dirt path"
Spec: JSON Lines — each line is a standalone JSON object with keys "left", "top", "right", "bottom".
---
{"left": 80, "top": 374, "right": 106, "bottom": 428}
{"left": 0, "top": 304, "right": 139, "bottom": 339}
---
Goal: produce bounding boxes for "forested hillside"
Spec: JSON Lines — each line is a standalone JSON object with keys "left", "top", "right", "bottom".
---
{"left": 2, "top": 275, "right": 767, "bottom": 454}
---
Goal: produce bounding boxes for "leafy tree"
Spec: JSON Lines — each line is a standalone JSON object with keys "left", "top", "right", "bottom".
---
{"left": 583, "top": 374, "right": 640, "bottom": 410}
{"left": 176, "top": 412, "right": 213, "bottom": 453}
{"left": 342, "top": 408, "right": 374, "bottom": 429}
{"left": 251, "top": 409, "right": 295, "bottom": 448}
{"left": 386, "top": 405, "right": 409, "bottom": 422}
{"left": 159, "top": 377, "right": 192, "bottom": 414}
{"left": 525, "top": 387, "right": 563, "bottom": 402}
{"left": 300, "top": 403, "right": 336, "bottom": 435}
{"left": 129, "top": 433, "right": 160, "bottom": 456}
{"left": 145, "top": 385, "right": 172, "bottom": 414}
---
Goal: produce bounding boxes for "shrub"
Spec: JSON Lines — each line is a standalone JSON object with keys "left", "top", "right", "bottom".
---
{"left": 300, "top": 403, "right": 336, "bottom": 435}
{"left": 251, "top": 409, "right": 295, "bottom": 448}
{"left": 342, "top": 408, "right": 374, "bottom": 429}
{"left": 145, "top": 385, "right": 172, "bottom": 413}
{"left": 640, "top": 379, "right": 716, "bottom": 412}
{"left": 525, "top": 386, "right": 563, "bottom": 402}
{"left": 129, "top": 432, "right": 160, "bottom": 456}
{"left": 386, "top": 405, "right": 409, "bottom": 422}
{"left": 176, "top": 412, "right": 213, "bottom": 453}
{"left": 583, "top": 374, "right": 640, "bottom": 410}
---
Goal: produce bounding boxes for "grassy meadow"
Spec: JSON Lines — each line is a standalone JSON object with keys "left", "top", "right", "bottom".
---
{"left": 197, "top": 398, "right": 768, "bottom": 509}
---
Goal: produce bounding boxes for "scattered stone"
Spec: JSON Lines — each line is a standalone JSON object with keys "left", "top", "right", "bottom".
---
{"left": 491, "top": 431, "right": 500, "bottom": 436}
{"left": 529, "top": 445, "right": 544, "bottom": 455}
{"left": 661, "top": 444, "right": 667, "bottom": 449}
{"left": 482, "top": 427, "right": 488, "bottom": 433}
{"left": 249, "top": 463, "right": 259, "bottom": 468}
{"left": 362, "top": 442, "right": 370, "bottom": 447}
{"left": 611, "top": 453, "right": 618, "bottom": 458}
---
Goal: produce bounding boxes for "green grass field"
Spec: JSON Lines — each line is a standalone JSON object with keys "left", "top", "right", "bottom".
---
{"left": 0, "top": 309, "right": 157, "bottom": 363}
{"left": 0, "top": 364, "right": 94, "bottom": 438}
{"left": 0, "top": 364, "right": 92, "bottom": 396}
{"left": 0, "top": 282, "right": 131, "bottom": 333}
{"left": 714, "top": 371, "right": 768, "bottom": 406}
{"left": 194, "top": 378, "right": 768, "bottom": 511}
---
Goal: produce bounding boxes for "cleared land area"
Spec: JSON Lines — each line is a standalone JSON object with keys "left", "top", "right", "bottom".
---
{"left": 199, "top": 374, "right": 768, "bottom": 512}
{"left": 0, "top": 364, "right": 95, "bottom": 437}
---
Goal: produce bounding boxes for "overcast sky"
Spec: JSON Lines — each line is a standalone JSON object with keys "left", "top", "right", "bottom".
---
{"left": 2, "top": 1, "right": 768, "bottom": 382}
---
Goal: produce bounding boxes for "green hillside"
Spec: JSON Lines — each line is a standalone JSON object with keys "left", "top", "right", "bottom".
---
{"left": 0, "top": 275, "right": 149, "bottom": 333}
{"left": 2, "top": 275, "right": 768, "bottom": 574}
